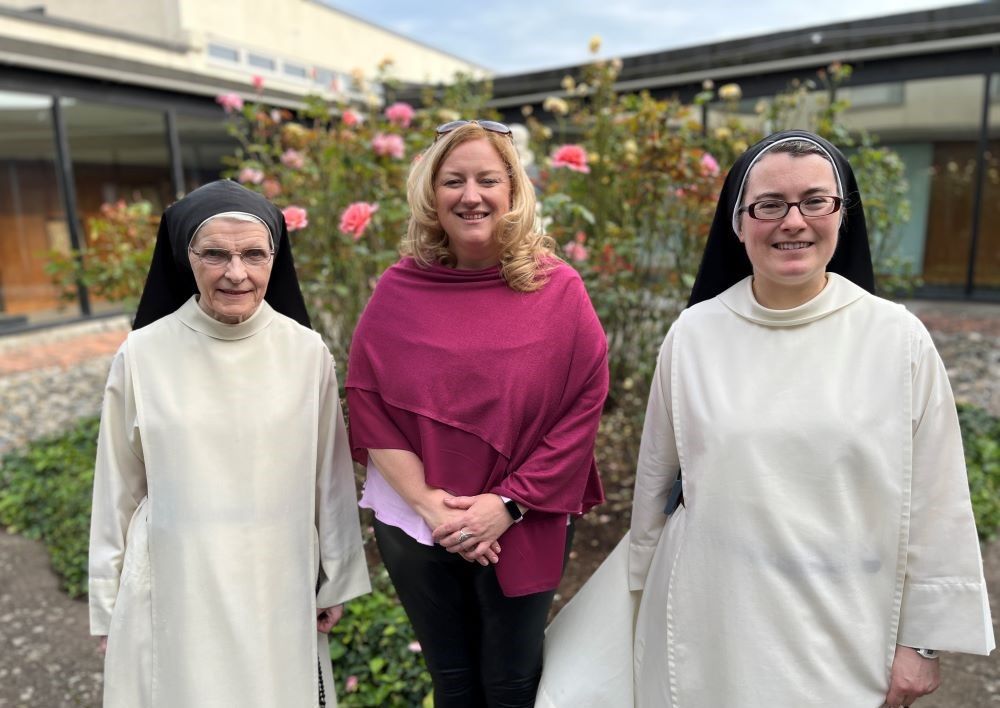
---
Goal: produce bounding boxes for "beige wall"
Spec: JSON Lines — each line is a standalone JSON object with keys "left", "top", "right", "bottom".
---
{"left": 2, "top": 0, "right": 184, "bottom": 43}
{"left": 0, "top": 0, "right": 483, "bottom": 99}
{"left": 840, "top": 75, "right": 984, "bottom": 140}
{"left": 180, "top": 0, "right": 483, "bottom": 85}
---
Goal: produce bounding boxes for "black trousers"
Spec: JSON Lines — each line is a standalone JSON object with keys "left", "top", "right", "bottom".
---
{"left": 374, "top": 519, "right": 573, "bottom": 708}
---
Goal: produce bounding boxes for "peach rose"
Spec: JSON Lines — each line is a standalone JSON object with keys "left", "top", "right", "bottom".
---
{"left": 551, "top": 144, "right": 590, "bottom": 174}
{"left": 339, "top": 201, "right": 379, "bottom": 240}
{"left": 282, "top": 205, "right": 308, "bottom": 232}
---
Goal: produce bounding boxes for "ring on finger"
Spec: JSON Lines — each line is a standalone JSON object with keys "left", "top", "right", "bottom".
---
{"left": 458, "top": 530, "right": 472, "bottom": 543}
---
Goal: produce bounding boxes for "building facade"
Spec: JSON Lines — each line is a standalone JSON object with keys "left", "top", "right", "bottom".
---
{"left": 0, "top": 0, "right": 484, "bottom": 330}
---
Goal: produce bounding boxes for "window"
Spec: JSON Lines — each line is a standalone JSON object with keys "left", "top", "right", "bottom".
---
{"left": 0, "top": 90, "right": 73, "bottom": 325}
{"left": 843, "top": 75, "right": 985, "bottom": 287}
{"left": 248, "top": 53, "right": 276, "bottom": 72}
{"left": 314, "top": 68, "right": 336, "bottom": 88}
{"left": 207, "top": 43, "right": 239, "bottom": 63}
{"left": 283, "top": 63, "right": 308, "bottom": 80}
{"left": 839, "top": 83, "right": 904, "bottom": 109}
{"left": 977, "top": 74, "right": 1000, "bottom": 290}
{"left": 176, "top": 113, "right": 239, "bottom": 193}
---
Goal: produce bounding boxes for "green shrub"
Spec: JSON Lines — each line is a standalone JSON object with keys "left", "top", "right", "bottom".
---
{"left": 330, "top": 566, "right": 433, "bottom": 706}
{"left": 45, "top": 200, "right": 158, "bottom": 315}
{"left": 958, "top": 403, "right": 1000, "bottom": 540}
{"left": 0, "top": 416, "right": 100, "bottom": 598}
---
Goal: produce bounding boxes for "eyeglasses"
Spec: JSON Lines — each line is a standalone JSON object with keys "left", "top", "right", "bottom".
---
{"left": 740, "top": 196, "right": 843, "bottom": 221}
{"left": 434, "top": 120, "right": 513, "bottom": 142}
{"left": 188, "top": 247, "right": 274, "bottom": 267}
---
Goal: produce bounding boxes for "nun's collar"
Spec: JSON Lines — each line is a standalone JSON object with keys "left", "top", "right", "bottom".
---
{"left": 175, "top": 295, "right": 276, "bottom": 340}
{"left": 718, "top": 272, "right": 867, "bottom": 327}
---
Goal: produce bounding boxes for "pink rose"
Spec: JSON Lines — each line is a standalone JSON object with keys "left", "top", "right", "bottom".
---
{"left": 215, "top": 93, "right": 244, "bottom": 113}
{"left": 345, "top": 675, "right": 359, "bottom": 693}
{"left": 372, "top": 133, "right": 405, "bottom": 159}
{"left": 564, "top": 231, "right": 589, "bottom": 262}
{"left": 238, "top": 167, "right": 264, "bottom": 184}
{"left": 384, "top": 101, "right": 415, "bottom": 128}
{"left": 342, "top": 109, "right": 361, "bottom": 127}
{"left": 282, "top": 205, "right": 309, "bottom": 232}
{"left": 551, "top": 144, "right": 590, "bottom": 173}
{"left": 251, "top": 75, "right": 265, "bottom": 93}
{"left": 280, "top": 149, "right": 305, "bottom": 169}
{"left": 339, "top": 201, "right": 379, "bottom": 240}
{"left": 262, "top": 179, "right": 282, "bottom": 199}
{"left": 407, "top": 641, "right": 422, "bottom": 653}
{"left": 700, "top": 152, "right": 720, "bottom": 177}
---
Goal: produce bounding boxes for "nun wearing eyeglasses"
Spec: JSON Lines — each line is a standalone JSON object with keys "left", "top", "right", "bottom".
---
{"left": 623, "top": 131, "right": 993, "bottom": 707}
{"left": 87, "top": 180, "right": 370, "bottom": 708}
{"left": 346, "top": 120, "right": 608, "bottom": 707}
{"left": 537, "top": 131, "right": 993, "bottom": 708}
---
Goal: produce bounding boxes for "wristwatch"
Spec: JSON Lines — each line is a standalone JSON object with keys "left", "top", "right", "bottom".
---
{"left": 915, "top": 648, "right": 939, "bottom": 660}
{"left": 499, "top": 495, "right": 524, "bottom": 523}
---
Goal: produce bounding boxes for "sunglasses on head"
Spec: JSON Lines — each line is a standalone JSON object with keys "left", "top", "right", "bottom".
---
{"left": 434, "top": 120, "right": 513, "bottom": 141}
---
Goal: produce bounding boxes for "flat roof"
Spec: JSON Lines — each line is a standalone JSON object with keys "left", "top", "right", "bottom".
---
{"left": 474, "top": 2, "right": 1000, "bottom": 107}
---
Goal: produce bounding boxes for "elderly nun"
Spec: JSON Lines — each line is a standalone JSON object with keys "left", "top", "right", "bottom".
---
{"left": 88, "top": 180, "right": 370, "bottom": 707}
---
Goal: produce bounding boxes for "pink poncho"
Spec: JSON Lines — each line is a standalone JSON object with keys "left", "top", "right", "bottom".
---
{"left": 347, "top": 257, "right": 608, "bottom": 596}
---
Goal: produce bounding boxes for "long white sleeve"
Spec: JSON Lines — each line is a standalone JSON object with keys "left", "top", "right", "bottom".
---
{"left": 315, "top": 355, "right": 371, "bottom": 608}
{"left": 88, "top": 344, "right": 147, "bottom": 635}
{"left": 628, "top": 329, "right": 682, "bottom": 591}
{"left": 897, "top": 317, "right": 995, "bottom": 654}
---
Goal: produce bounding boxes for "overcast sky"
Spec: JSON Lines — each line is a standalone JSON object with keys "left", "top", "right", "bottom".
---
{"left": 323, "top": 0, "right": 975, "bottom": 75}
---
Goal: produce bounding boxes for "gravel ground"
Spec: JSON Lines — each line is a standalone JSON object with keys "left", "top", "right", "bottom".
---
{"left": 0, "top": 304, "right": 997, "bottom": 707}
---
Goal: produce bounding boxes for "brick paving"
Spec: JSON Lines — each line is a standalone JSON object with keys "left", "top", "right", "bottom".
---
{"left": 0, "top": 330, "right": 127, "bottom": 376}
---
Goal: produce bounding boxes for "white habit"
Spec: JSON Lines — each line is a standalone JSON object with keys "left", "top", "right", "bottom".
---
{"left": 88, "top": 297, "right": 371, "bottom": 707}
{"left": 630, "top": 274, "right": 993, "bottom": 706}
{"left": 538, "top": 274, "right": 993, "bottom": 707}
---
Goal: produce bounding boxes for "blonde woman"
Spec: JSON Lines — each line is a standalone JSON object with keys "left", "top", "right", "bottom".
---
{"left": 346, "top": 120, "right": 609, "bottom": 707}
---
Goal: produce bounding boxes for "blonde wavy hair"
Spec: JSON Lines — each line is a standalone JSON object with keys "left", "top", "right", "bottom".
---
{"left": 401, "top": 121, "right": 557, "bottom": 292}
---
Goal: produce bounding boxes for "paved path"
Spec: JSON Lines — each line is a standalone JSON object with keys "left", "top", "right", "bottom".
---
{"left": 0, "top": 532, "right": 103, "bottom": 707}
{"left": 0, "top": 303, "right": 997, "bottom": 707}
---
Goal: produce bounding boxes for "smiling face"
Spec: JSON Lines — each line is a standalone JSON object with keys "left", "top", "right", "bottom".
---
{"left": 738, "top": 151, "right": 840, "bottom": 308}
{"left": 434, "top": 138, "right": 511, "bottom": 269}
{"left": 187, "top": 217, "right": 273, "bottom": 324}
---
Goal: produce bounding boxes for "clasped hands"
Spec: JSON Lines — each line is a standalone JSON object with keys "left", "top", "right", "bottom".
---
{"left": 428, "top": 492, "right": 513, "bottom": 566}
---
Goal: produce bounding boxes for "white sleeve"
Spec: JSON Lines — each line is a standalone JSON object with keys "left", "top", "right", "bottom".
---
{"left": 88, "top": 344, "right": 146, "bottom": 635}
{"left": 897, "top": 317, "right": 995, "bottom": 655}
{"left": 628, "top": 328, "right": 681, "bottom": 591}
{"left": 315, "top": 355, "right": 371, "bottom": 608}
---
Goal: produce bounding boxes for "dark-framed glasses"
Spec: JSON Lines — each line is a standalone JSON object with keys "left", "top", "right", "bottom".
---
{"left": 741, "top": 195, "right": 843, "bottom": 221}
{"left": 435, "top": 119, "right": 513, "bottom": 142}
{"left": 188, "top": 247, "right": 274, "bottom": 267}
